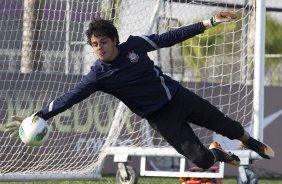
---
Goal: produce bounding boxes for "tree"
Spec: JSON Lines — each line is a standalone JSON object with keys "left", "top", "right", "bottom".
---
{"left": 182, "top": 19, "right": 240, "bottom": 83}
{"left": 265, "top": 16, "right": 282, "bottom": 85}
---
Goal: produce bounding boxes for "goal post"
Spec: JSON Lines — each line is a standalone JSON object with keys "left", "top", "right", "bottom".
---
{"left": 0, "top": 0, "right": 264, "bottom": 181}
{"left": 253, "top": 0, "right": 265, "bottom": 143}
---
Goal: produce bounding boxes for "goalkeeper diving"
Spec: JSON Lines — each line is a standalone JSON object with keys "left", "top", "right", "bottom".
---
{"left": 6, "top": 12, "right": 274, "bottom": 169}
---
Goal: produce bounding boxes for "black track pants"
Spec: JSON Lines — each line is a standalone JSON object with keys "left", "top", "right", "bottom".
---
{"left": 146, "top": 85, "right": 244, "bottom": 169}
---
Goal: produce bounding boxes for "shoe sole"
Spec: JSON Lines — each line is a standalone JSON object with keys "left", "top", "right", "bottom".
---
{"left": 209, "top": 145, "right": 240, "bottom": 166}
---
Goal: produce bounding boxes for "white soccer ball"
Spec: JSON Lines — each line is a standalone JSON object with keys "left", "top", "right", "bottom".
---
{"left": 19, "top": 116, "right": 49, "bottom": 146}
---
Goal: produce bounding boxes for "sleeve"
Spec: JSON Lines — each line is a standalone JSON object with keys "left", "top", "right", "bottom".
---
{"left": 138, "top": 22, "right": 205, "bottom": 52}
{"left": 38, "top": 70, "right": 98, "bottom": 120}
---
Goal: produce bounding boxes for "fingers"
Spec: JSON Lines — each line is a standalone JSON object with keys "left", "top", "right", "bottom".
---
{"left": 5, "top": 116, "right": 23, "bottom": 139}
{"left": 11, "top": 116, "right": 24, "bottom": 122}
{"left": 220, "top": 12, "right": 237, "bottom": 19}
{"left": 5, "top": 124, "right": 19, "bottom": 138}
{"left": 10, "top": 130, "right": 19, "bottom": 138}
{"left": 217, "top": 12, "right": 237, "bottom": 21}
{"left": 5, "top": 125, "right": 19, "bottom": 133}
{"left": 5, "top": 121, "right": 20, "bottom": 129}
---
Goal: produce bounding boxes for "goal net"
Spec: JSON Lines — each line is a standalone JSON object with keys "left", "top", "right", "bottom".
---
{"left": 0, "top": 0, "right": 257, "bottom": 180}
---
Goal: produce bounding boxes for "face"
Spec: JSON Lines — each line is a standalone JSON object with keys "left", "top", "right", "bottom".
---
{"left": 90, "top": 35, "right": 118, "bottom": 63}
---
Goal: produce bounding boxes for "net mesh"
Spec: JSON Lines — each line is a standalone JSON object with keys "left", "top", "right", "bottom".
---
{"left": 0, "top": 0, "right": 256, "bottom": 176}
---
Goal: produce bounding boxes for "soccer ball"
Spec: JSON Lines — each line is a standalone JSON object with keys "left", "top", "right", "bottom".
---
{"left": 19, "top": 116, "right": 49, "bottom": 146}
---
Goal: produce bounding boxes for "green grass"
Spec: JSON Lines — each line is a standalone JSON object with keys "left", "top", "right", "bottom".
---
{"left": 1, "top": 177, "right": 282, "bottom": 184}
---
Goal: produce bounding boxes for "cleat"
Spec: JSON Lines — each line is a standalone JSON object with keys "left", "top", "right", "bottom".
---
{"left": 209, "top": 142, "right": 240, "bottom": 166}
{"left": 241, "top": 137, "right": 275, "bottom": 159}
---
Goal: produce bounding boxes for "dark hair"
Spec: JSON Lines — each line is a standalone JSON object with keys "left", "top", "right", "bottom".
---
{"left": 86, "top": 18, "right": 119, "bottom": 46}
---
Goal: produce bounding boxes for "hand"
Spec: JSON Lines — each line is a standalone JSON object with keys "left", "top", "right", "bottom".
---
{"left": 5, "top": 112, "right": 45, "bottom": 138}
{"left": 203, "top": 12, "right": 237, "bottom": 29}
{"left": 213, "top": 12, "right": 237, "bottom": 25}
{"left": 5, "top": 116, "right": 24, "bottom": 138}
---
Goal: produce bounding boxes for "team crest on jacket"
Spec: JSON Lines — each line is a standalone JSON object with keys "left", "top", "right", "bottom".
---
{"left": 127, "top": 50, "right": 139, "bottom": 63}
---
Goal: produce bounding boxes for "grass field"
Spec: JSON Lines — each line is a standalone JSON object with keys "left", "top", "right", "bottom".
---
{"left": 1, "top": 177, "right": 282, "bottom": 184}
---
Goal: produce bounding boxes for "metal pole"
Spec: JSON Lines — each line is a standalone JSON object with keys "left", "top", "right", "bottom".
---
{"left": 147, "top": 0, "right": 164, "bottom": 34}
{"left": 21, "top": 0, "right": 35, "bottom": 73}
{"left": 253, "top": 0, "right": 265, "bottom": 141}
{"left": 241, "top": 0, "right": 249, "bottom": 84}
{"left": 65, "top": 0, "right": 71, "bottom": 74}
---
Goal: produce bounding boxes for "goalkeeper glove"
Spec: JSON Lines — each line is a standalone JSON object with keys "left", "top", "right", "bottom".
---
{"left": 5, "top": 112, "right": 44, "bottom": 138}
{"left": 203, "top": 12, "right": 237, "bottom": 29}
{"left": 5, "top": 116, "right": 24, "bottom": 138}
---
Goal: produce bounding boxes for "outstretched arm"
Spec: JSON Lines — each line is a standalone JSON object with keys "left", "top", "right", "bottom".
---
{"left": 139, "top": 11, "right": 237, "bottom": 52}
{"left": 142, "top": 22, "right": 205, "bottom": 50}
{"left": 38, "top": 74, "right": 98, "bottom": 120}
{"left": 5, "top": 70, "right": 98, "bottom": 138}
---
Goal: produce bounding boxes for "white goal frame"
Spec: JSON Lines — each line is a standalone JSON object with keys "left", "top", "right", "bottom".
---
{"left": 102, "top": 0, "right": 266, "bottom": 179}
